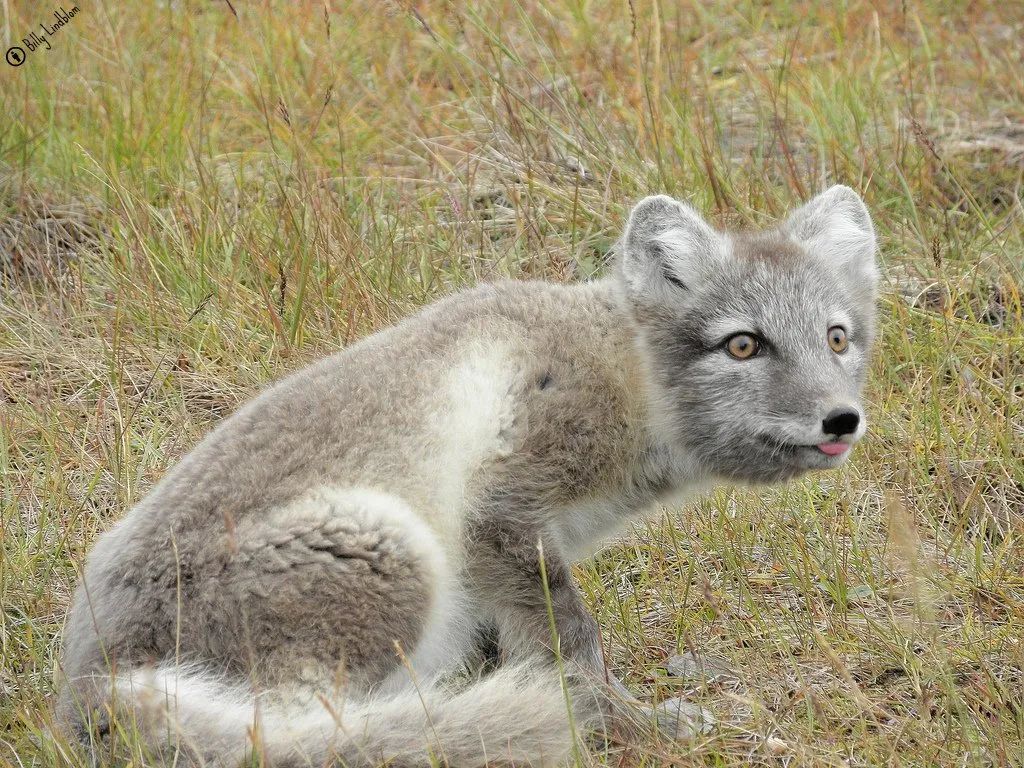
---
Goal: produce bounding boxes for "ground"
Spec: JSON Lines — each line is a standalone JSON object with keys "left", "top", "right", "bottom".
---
{"left": 1, "top": 1, "right": 1022, "bottom": 766}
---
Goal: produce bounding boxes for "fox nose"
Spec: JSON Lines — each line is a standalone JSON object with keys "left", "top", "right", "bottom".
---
{"left": 822, "top": 407, "right": 860, "bottom": 437}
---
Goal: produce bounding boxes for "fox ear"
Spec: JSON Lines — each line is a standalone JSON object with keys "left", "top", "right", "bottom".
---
{"left": 619, "top": 195, "right": 725, "bottom": 307}
{"left": 783, "top": 185, "right": 878, "bottom": 288}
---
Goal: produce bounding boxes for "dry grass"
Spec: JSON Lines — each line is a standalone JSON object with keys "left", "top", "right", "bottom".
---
{"left": 1, "top": 1, "right": 1022, "bottom": 766}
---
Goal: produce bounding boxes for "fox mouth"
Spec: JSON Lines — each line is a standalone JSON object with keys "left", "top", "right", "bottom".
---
{"left": 757, "top": 434, "right": 853, "bottom": 458}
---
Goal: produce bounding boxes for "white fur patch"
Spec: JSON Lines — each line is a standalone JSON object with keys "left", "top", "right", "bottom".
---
{"left": 555, "top": 496, "right": 641, "bottom": 561}
{"left": 112, "top": 664, "right": 256, "bottom": 763}
{"left": 424, "top": 340, "right": 520, "bottom": 533}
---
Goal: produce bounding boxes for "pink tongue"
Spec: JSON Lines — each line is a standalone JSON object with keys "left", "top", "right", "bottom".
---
{"left": 818, "top": 442, "right": 850, "bottom": 456}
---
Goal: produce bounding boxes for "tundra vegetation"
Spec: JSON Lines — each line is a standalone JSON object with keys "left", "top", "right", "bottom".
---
{"left": 1, "top": 1, "right": 1021, "bottom": 766}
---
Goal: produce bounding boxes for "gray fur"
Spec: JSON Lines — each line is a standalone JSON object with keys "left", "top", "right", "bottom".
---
{"left": 57, "top": 186, "right": 878, "bottom": 766}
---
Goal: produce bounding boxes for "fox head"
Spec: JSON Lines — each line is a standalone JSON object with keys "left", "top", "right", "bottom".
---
{"left": 618, "top": 186, "right": 878, "bottom": 483}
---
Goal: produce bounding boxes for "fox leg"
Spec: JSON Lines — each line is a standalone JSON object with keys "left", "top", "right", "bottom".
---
{"left": 202, "top": 486, "right": 447, "bottom": 693}
{"left": 464, "top": 510, "right": 709, "bottom": 740}
{"left": 465, "top": 514, "right": 604, "bottom": 672}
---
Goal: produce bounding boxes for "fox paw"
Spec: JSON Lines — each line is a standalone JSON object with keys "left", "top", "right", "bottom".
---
{"left": 650, "top": 697, "right": 716, "bottom": 740}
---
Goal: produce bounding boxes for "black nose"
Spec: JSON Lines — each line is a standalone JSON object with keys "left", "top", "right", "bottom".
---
{"left": 822, "top": 407, "right": 860, "bottom": 437}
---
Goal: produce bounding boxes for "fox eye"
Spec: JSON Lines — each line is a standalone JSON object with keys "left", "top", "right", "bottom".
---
{"left": 725, "top": 333, "right": 760, "bottom": 360}
{"left": 827, "top": 325, "right": 849, "bottom": 353}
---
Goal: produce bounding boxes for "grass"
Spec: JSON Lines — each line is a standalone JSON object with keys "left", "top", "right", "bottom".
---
{"left": 1, "top": 0, "right": 1022, "bottom": 765}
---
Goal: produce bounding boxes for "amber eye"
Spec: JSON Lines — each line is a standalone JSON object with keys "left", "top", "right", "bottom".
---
{"left": 726, "top": 333, "right": 760, "bottom": 360}
{"left": 828, "top": 325, "right": 849, "bottom": 353}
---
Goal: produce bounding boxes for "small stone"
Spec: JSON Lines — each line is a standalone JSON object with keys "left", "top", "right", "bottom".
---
{"left": 653, "top": 697, "right": 717, "bottom": 738}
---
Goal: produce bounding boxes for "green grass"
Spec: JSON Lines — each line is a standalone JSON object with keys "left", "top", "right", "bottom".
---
{"left": 1, "top": 0, "right": 1022, "bottom": 765}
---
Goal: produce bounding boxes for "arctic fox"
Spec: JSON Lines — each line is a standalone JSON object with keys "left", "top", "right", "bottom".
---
{"left": 57, "top": 186, "right": 878, "bottom": 766}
